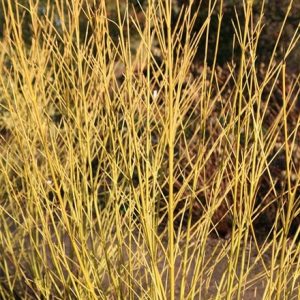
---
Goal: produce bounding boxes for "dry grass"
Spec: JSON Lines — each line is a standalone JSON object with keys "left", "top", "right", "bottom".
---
{"left": 0, "top": 0, "right": 300, "bottom": 299}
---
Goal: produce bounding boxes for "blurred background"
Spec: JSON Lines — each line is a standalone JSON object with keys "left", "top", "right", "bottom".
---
{"left": 1, "top": 0, "right": 299, "bottom": 72}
